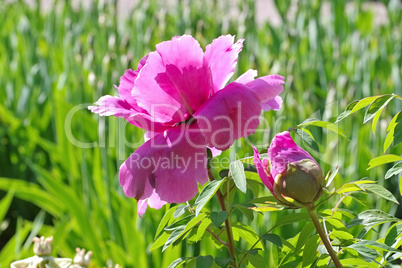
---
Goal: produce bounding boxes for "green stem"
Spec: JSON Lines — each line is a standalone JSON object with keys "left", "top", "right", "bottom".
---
{"left": 208, "top": 169, "right": 238, "bottom": 267}
{"left": 306, "top": 205, "right": 343, "bottom": 268}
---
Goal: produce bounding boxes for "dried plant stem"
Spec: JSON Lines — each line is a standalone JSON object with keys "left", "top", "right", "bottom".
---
{"left": 208, "top": 169, "right": 238, "bottom": 267}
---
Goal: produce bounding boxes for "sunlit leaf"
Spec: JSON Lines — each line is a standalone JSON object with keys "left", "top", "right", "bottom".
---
{"left": 364, "top": 94, "right": 394, "bottom": 124}
{"left": 296, "top": 119, "right": 348, "bottom": 139}
{"left": 229, "top": 160, "right": 247, "bottom": 193}
{"left": 367, "top": 154, "right": 402, "bottom": 170}
{"left": 335, "top": 96, "right": 379, "bottom": 123}
{"left": 358, "top": 183, "right": 399, "bottom": 204}
{"left": 385, "top": 162, "right": 402, "bottom": 179}
{"left": 195, "top": 179, "right": 226, "bottom": 216}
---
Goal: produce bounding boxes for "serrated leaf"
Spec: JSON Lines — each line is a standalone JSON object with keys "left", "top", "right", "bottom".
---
{"left": 229, "top": 160, "right": 247, "bottom": 193}
{"left": 261, "top": 233, "right": 282, "bottom": 248}
{"left": 195, "top": 179, "right": 226, "bottom": 216}
{"left": 364, "top": 94, "right": 394, "bottom": 124}
{"left": 292, "top": 128, "right": 320, "bottom": 153}
{"left": 196, "top": 255, "right": 213, "bottom": 268}
{"left": 210, "top": 211, "right": 228, "bottom": 227}
{"left": 335, "top": 96, "right": 379, "bottom": 123}
{"left": 296, "top": 119, "right": 348, "bottom": 139}
{"left": 359, "top": 183, "right": 399, "bottom": 204}
{"left": 367, "top": 154, "right": 402, "bottom": 170}
{"left": 385, "top": 162, "right": 402, "bottom": 179}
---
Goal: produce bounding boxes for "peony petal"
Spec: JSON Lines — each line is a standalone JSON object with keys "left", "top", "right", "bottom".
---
{"left": 88, "top": 95, "right": 170, "bottom": 132}
{"left": 235, "top": 69, "right": 258, "bottom": 84}
{"left": 204, "top": 35, "right": 244, "bottom": 92}
{"left": 114, "top": 69, "right": 138, "bottom": 107}
{"left": 133, "top": 35, "right": 212, "bottom": 123}
{"left": 261, "top": 96, "right": 283, "bottom": 111}
{"left": 119, "top": 124, "right": 208, "bottom": 204}
{"left": 137, "top": 199, "right": 148, "bottom": 218}
{"left": 194, "top": 82, "right": 261, "bottom": 151}
{"left": 268, "top": 131, "right": 317, "bottom": 178}
{"left": 245, "top": 75, "right": 285, "bottom": 111}
{"left": 253, "top": 147, "right": 274, "bottom": 192}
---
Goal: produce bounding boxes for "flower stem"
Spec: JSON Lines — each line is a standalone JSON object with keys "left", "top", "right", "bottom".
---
{"left": 306, "top": 205, "right": 343, "bottom": 268}
{"left": 208, "top": 169, "right": 238, "bottom": 267}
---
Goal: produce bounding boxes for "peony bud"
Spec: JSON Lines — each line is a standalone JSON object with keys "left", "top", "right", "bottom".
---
{"left": 254, "top": 131, "right": 324, "bottom": 207}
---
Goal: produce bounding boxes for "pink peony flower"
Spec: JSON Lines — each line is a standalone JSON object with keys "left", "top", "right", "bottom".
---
{"left": 253, "top": 131, "right": 324, "bottom": 206}
{"left": 89, "top": 35, "right": 284, "bottom": 216}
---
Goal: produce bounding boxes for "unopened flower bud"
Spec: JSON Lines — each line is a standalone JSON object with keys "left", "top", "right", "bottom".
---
{"left": 273, "top": 159, "right": 324, "bottom": 205}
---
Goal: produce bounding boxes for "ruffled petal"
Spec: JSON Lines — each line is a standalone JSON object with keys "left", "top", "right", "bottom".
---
{"left": 204, "top": 35, "right": 244, "bottom": 92}
{"left": 88, "top": 95, "right": 170, "bottom": 132}
{"left": 261, "top": 96, "right": 283, "bottom": 111}
{"left": 235, "top": 69, "right": 257, "bottom": 84}
{"left": 133, "top": 35, "right": 212, "bottom": 123}
{"left": 119, "top": 125, "right": 208, "bottom": 204}
{"left": 244, "top": 75, "right": 285, "bottom": 111}
{"left": 253, "top": 147, "right": 274, "bottom": 193}
{"left": 114, "top": 69, "right": 138, "bottom": 107}
{"left": 137, "top": 189, "right": 166, "bottom": 218}
{"left": 268, "top": 131, "right": 317, "bottom": 178}
{"left": 194, "top": 82, "right": 261, "bottom": 151}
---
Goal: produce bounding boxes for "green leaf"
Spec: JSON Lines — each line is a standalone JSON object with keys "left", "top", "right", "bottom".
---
{"left": 364, "top": 94, "right": 394, "bottom": 124}
{"left": 384, "top": 112, "right": 402, "bottom": 151}
{"left": 274, "top": 213, "right": 311, "bottom": 228}
{"left": 325, "top": 166, "right": 339, "bottom": 187}
{"left": 195, "top": 178, "right": 226, "bottom": 216}
{"left": 296, "top": 119, "right": 348, "bottom": 139}
{"left": 385, "top": 223, "right": 402, "bottom": 246}
{"left": 196, "top": 255, "right": 214, "bottom": 268}
{"left": 215, "top": 257, "right": 232, "bottom": 268}
{"left": 347, "top": 243, "right": 378, "bottom": 259}
{"left": 347, "top": 209, "right": 399, "bottom": 230}
{"left": 174, "top": 204, "right": 189, "bottom": 218}
{"left": 261, "top": 233, "right": 282, "bottom": 248}
{"left": 0, "top": 188, "right": 14, "bottom": 223}
{"left": 168, "top": 257, "right": 192, "bottom": 268}
{"left": 292, "top": 128, "right": 320, "bottom": 153}
{"left": 302, "top": 234, "right": 320, "bottom": 267}
{"left": 210, "top": 211, "right": 228, "bottom": 227}
{"left": 233, "top": 204, "right": 254, "bottom": 221}
{"left": 155, "top": 206, "right": 177, "bottom": 238}
{"left": 232, "top": 222, "right": 263, "bottom": 248}
{"left": 356, "top": 240, "right": 400, "bottom": 253}
{"left": 385, "top": 162, "right": 402, "bottom": 179}
{"left": 330, "top": 230, "right": 354, "bottom": 241}
{"left": 164, "top": 215, "right": 194, "bottom": 231}
{"left": 367, "top": 154, "right": 402, "bottom": 170}
{"left": 150, "top": 232, "right": 170, "bottom": 251}
{"left": 229, "top": 160, "right": 247, "bottom": 193}
{"left": 295, "top": 222, "right": 315, "bottom": 253}
{"left": 335, "top": 96, "right": 379, "bottom": 123}
{"left": 359, "top": 183, "right": 399, "bottom": 204}
{"left": 163, "top": 225, "right": 186, "bottom": 251}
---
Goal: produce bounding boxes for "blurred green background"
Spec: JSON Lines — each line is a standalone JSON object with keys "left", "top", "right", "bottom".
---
{"left": 0, "top": 0, "right": 401, "bottom": 267}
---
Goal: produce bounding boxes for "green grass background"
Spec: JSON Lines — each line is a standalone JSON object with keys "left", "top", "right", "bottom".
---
{"left": 0, "top": 0, "right": 401, "bottom": 267}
